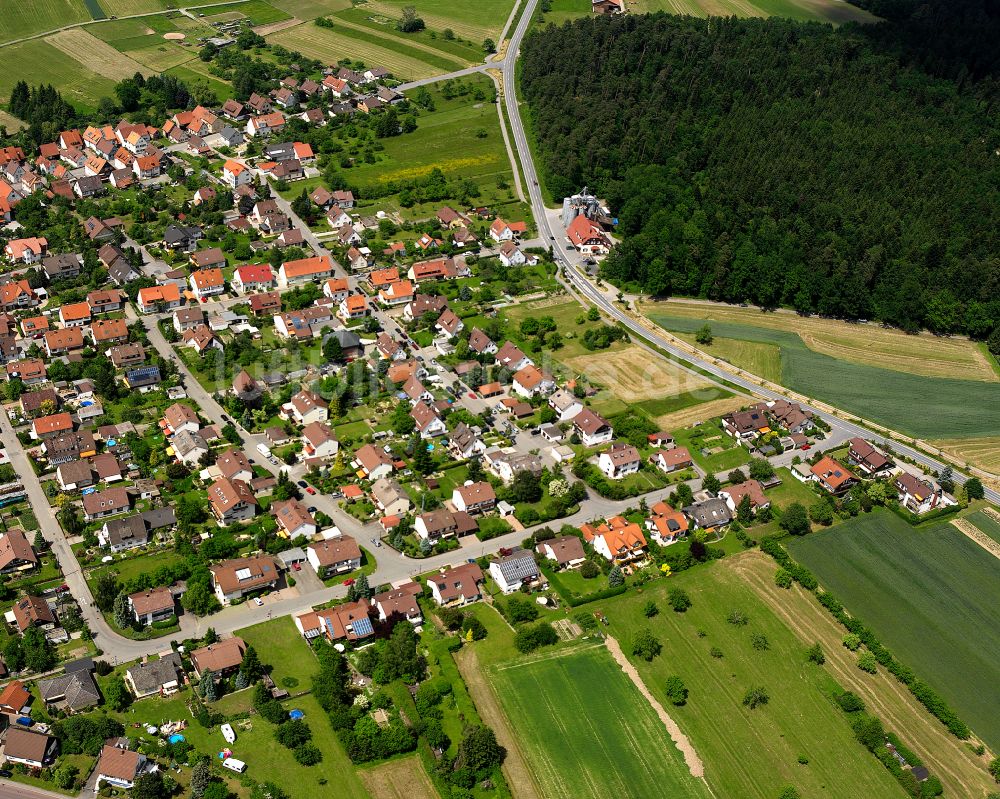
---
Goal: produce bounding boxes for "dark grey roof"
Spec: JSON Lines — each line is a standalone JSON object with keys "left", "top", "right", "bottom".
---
{"left": 126, "top": 652, "right": 182, "bottom": 696}
{"left": 38, "top": 669, "right": 100, "bottom": 710}
{"left": 683, "top": 498, "right": 732, "bottom": 529}
{"left": 141, "top": 507, "right": 176, "bottom": 530}
{"left": 102, "top": 515, "right": 148, "bottom": 548}
{"left": 492, "top": 549, "right": 539, "bottom": 584}
{"left": 163, "top": 225, "right": 201, "bottom": 246}
{"left": 323, "top": 329, "right": 361, "bottom": 349}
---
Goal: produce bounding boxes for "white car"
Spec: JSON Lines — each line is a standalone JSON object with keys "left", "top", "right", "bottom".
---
{"left": 253, "top": 597, "right": 263, "bottom": 606}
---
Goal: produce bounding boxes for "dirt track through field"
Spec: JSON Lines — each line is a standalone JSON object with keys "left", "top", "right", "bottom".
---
{"left": 953, "top": 518, "right": 1000, "bottom": 560}
{"left": 726, "top": 551, "right": 995, "bottom": 797}
{"left": 604, "top": 635, "right": 705, "bottom": 778}
{"left": 252, "top": 17, "right": 301, "bottom": 35}
{"left": 454, "top": 647, "right": 542, "bottom": 799}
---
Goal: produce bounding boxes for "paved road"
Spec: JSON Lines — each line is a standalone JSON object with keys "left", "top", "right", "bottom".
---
{"left": 496, "top": 0, "right": 998, "bottom": 506}
{"left": 0, "top": 779, "right": 65, "bottom": 799}
{"left": 396, "top": 64, "right": 492, "bottom": 92}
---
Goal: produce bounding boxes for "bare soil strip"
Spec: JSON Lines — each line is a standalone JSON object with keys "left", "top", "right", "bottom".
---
{"left": 253, "top": 17, "right": 301, "bottom": 35}
{"left": 454, "top": 647, "right": 542, "bottom": 799}
{"left": 984, "top": 507, "right": 1000, "bottom": 524}
{"left": 46, "top": 28, "right": 151, "bottom": 79}
{"left": 726, "top": 551, "right": 995, "bottom": 797}
{"left": 359, "top": 755, "right": 436, "bottom": 799}
{"left": 604, "top": 635, "right": 705, "bottom": 778}
{"left": 951, "top": 518, "right": 1000, "bottom": 561}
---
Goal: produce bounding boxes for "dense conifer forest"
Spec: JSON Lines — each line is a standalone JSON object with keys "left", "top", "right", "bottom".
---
{"left": 521, "top": 0, "right": 1000, "bottom": 341}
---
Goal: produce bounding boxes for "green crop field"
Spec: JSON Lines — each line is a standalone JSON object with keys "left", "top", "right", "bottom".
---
{"left": 333, "top": 7, "right": 484, "bottom": 63}
{"left": 489, "top": 643, "right": 711, "bottom": 798}
{"left": 362, "top": 0, "right": 516, "bottom": 40}
{"left": 965, "top": 509, "right": 1000, "bottom": 545}
{"left": 601, "top": 564, "right": 906, "bottom": 799}
{"left": 200, "top": 0, "right": 293, "bottom": 25}
{"left": 788, "top": 509, "right": 1000, "bottom": 751}
{"left": 649, "top": 313, "right": 1000, "bottom": 439}
{"left": 0, "top": 39, "right": 116, "bottom": 108}
{"left": 632, "top": 0, "right": 878, "bottom": 23}
{"left": 0, "top": 0, "right": 90, "bottom": 45}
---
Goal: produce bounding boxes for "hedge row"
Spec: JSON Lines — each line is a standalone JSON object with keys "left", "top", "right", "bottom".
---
{"left": 759, "top": 536, "right": 971, "bottom": 740}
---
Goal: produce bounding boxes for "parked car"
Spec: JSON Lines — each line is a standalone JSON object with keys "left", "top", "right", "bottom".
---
{"left": 253, "top": 597, "right": 263, "bottom": 606}
{"left": 306, "top": 486, "right": 316, "bottom": 495}
{"left": 297, "top": 480, "right": 307, "bottom": 488}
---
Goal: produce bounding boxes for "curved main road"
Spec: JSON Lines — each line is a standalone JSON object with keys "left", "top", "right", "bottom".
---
{"left": 498, "top": 3, "right": 997, "bottom": 505}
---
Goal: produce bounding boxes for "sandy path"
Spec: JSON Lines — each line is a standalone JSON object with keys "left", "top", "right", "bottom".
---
{"left": 604, "top": 635, "right": 705, "bottom": 778}
{"left": 952, "top": 518, "right": 1000, "bottom": 560}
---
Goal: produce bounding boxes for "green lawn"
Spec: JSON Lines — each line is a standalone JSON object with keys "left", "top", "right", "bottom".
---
{"left": 600, "top": 564, "right": 906, "bottom": 799}
{"left": 116, "top": 689, "right": 369, "bottom": 799}
{"left": 788, "top": 509, "right": 1000, "bottom": 751}
{"left": 346, "top": 76, "right": 513, "bottom": 195}
{"left": 0, "top": 0, "right": 90, "bottom": 44}
{"left": 201, "top": 0, "right": 292, "bottom": 24}
{"left": 86, "top": 548, "right": 186, "bottom": 593}
{"left": 365, "top": 0, "right": 516, "bottom": 40}
{"left": 0, "top": 39, "right": 116, "bottom": 110}
{"left": 236, "top": 616, "right": 319, "bottom": 691}
{"left": 490, "top": 642, "right": 711, "bottom": 798}
{"left": 673, "top": 419, "right": 751, "bottom": 473}
{"left": 673, "top": 331, "right": 783, "bottom": 384}
{"left": 650, "top": 313, "right": 1000, "bottom": 439}
{"left": 761, "top": 467, "right": 821, "bottom": 510}
{"left": 334, "top": 6, "right": 484, "bottom": 63}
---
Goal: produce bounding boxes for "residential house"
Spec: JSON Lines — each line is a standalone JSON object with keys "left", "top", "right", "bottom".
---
{"left": 427, "top": 563, "right": 484, "bottom": 606}
{"left": 128, "top": 587, "right": 175, "bottom": 626}
{"left": 483, "top": 447, "right": 543, "bottom": 483}
{"left": 294, "top": 600, "right": 374, "bottom": 643}
{"left": 287, "top": 389, "right": 329, "bottom": 426}
{"left": 207, "top": 478, "right": 258, "bottom": 524}
{"left": 2, "top": 728, "right": 57, "bottom": 768}
{"left": 598, "top": 442, "right": 641, "bottom": 479}
{"left": 447, "top": 422, "right": 485, "bottom": 460}
{"left": 512, "top": 364, "right": 555, "bottom": 397}
{"left": 278, "top": 255, "right": 335, "bottom": 288}
{"left": 436, "top": 309, "right": 464, "bottom": 338}
{"left": 216, "top": 448, "right": 253, "bottom": 482}
{"left": 373, "top": 583, "right": 422, "bottom": 625}
{"left": 5, "top": 236, "right": 47, "bottom": 264}
{"left": 489, "top": 549, "right": 545, "bottom": 594}
{"left": 573, "top": 408, "right": 614, "bottom": 447}
{"left": 137, "top": 283, "right": 182, "bottom": 313}
{"left": 354, "top": 444, "right": 394, "bottom": 481}
{"left": 414, "top": 509, "right": 477, "bottom": 543}
{"left": 645, "top": 501, "right": 689, "bottom": 545}
{"left": 32, "top": 412, "right": 73, "bottom": 440}
{"left": 190, "top": 637, "right": 246, "bottom": 678}
{"left": 404, "top": 294, "right": 449, "bottom": 322}
{"left": 718, "top": 479, "right": 770, "bottom": 513}
{"left": 452, "top": 481, "right": 496, "bottom": 514}
{"left": 0, "top": 530, "right": 38, "bottom": 574}
{"left": 44, "top": 327, "right": 84, "bottom": 357}
{"left": 468, "top": 328, "right": 498, "bottom": 356}
{"left": 410, "top": 400, "right": 446, "bottom": 438}
{"left": 209, "top": 557, "right": 279, "bottom": 605}
{"left": 82, "top": 487, "right": 130, "bottom": 521}
{"left": 0, "top": 680, "right": 30, "bottom": 714}
{"left": 721, "top": 408, "right": 770, "bottom": 440}
{"left": 650, "top": 446, "right": 693, "bottom": 473}
{"left": 12, "top": 595, "right": 56, "bottom": 632}
{"left": 581, "top": 517, "right": 648, "bottom": 566}
{"left": 95, "top": 744, "right": 147, "bottom": 790}
{"left": 90, "top": 319, "right": 129, "bottom": 346}
{"left": 222, "top": 160, "right": 250, "bottom": 189}
{"left": 895, "top": 472, "right": 952, "bottom": 514}
{"left": 7, "top": 359, "right": 47, "bottom": 385}
{"left": 42, "top": 253, "right": 82, "bottom": 281}
{"left": 810, "top": 456, "right": 857, "bottom": 494}
{"left": 87, "top": 289, "right": 125, "bottom": 314}
{"left": 163, "top": 403, "right": 200, "bottom": 435}
{"left": 38, "top": 666, "right": 100, "bottom": 714}
{"left": 489, "top": 218, "right": 526, "bottom": 243}
{"left": 306, "top": 536, "right": 362, "bottom": 577}
{"left": 189, "top": 267, "right": 226, "bottom": 299}
{"left": 109, "top": 344, "right": 147, "bottom": 369}
{"left": 495, "top": 341, "right": 532, "bottom": 371}
{"left": 371, "top": 478, "right": 411, "bottom": 517}
{"left": 537, "top": 535, "right": 587, "bottom": 569}
{"left": 566, "top": 214, "right": 611, "bottom": 254}
{"left": 273, "top": 499, "right": 317, "bottom": 539}
{"left": 548, "top": 388, "right": 583, "bottom": 421}
{"left": 173, "top": 307, "right": 206, "bottom": 333}
{"left": 683, "top": 498, "right": 733, "bottom": 530}
{"left": 125, "top": 652, "right": 183, "bottom": 698}
{"left": 848, "top": 437, "right": 893, "bottom": 476}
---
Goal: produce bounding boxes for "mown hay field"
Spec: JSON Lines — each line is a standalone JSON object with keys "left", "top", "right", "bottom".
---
{"left": 648, "top": 311, "right": 1000, "bottom": 439}
{"left": 490, "top": 643, "right": 711, "bottom": 799}
{"left": 268, "top": 22, "right": 451, "bottom": 80}
{"left": 730, "top": 551, "right": 996, "bottom": 798}
{"left": 643, "top": 299, "right": 996, "bottom": 382}
{"left": 46, "top": 28, "right": 152, "bottom": 80}
{"left": 358, "top": 755, "right": 437, "bottom": 799}
{"left": 788, "top": 509, "right": 1000, "bottom": 752}
{"left": 600, "top": 563, "right": 905, "bottom": 799}
{"left": 633, "top": 0, "right": 879, "bottom": 23}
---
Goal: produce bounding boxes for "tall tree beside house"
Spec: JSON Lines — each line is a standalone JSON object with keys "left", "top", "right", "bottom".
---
{"left": 33, "top": 530, "right": 45, "bottom": 552}
{"left": 241, "top": 645, "right": 263, "bottom": 683}
{"left": 113, "top": 592, "right": 132, "bottom": 630}
{"left": 608, "top": 565, "right": 625, "bottom": 587}
{"left": 200, "top": 670, "right": 219, "bottom": 702}
{"left": 737, "top": 494, "right": 754, "bottom": 525}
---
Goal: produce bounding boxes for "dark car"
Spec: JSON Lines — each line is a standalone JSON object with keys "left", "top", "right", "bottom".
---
{"left": 297, "top": 480, "right": 307, "bottom": 488}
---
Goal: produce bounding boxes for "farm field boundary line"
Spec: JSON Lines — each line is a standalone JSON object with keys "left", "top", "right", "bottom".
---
{"left": 0, "top": 0, "right": 250, "bottom": 49}
{"left": 604, "top": 635, "right": 707, "bottom": 781}
{"left": 454, "top": 647, "right": 543, "bottom": 799}
{"left": 951, "top": 518, "right": 1000, "bottom": 560}
{"left": 727, "top": 551, "right": 995, "bottom": 797}
{"left": 490, "top": 640, "right": 604, "bottom": 671}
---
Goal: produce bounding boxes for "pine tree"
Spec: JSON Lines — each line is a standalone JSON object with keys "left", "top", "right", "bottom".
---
{"left": 608, "top": 565, "right": 624, "bottom": 587}
{"left": 241, "top": 645, "right": 263, "bottom": 682}
{"left": 234, "top": 670, "right": 249, "bottom": 690}
{"left": 113, "top": 592, "right": 132, "bottom": 630}
{"left": 190, "top": 759, "right": 211, "bottom": 799}
{"left": 200, "top": 670, "right": 218, "bottom": 701}
{"left": 354, "top": 574, "right": 373, "bottom": 600}
{"left": 33, "top": 530, "right": 45, "bottom": 552}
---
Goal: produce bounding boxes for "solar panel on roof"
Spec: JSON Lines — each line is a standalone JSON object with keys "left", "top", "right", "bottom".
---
{"left": 352, "top": 616, "right": 374, "bottom": 637}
